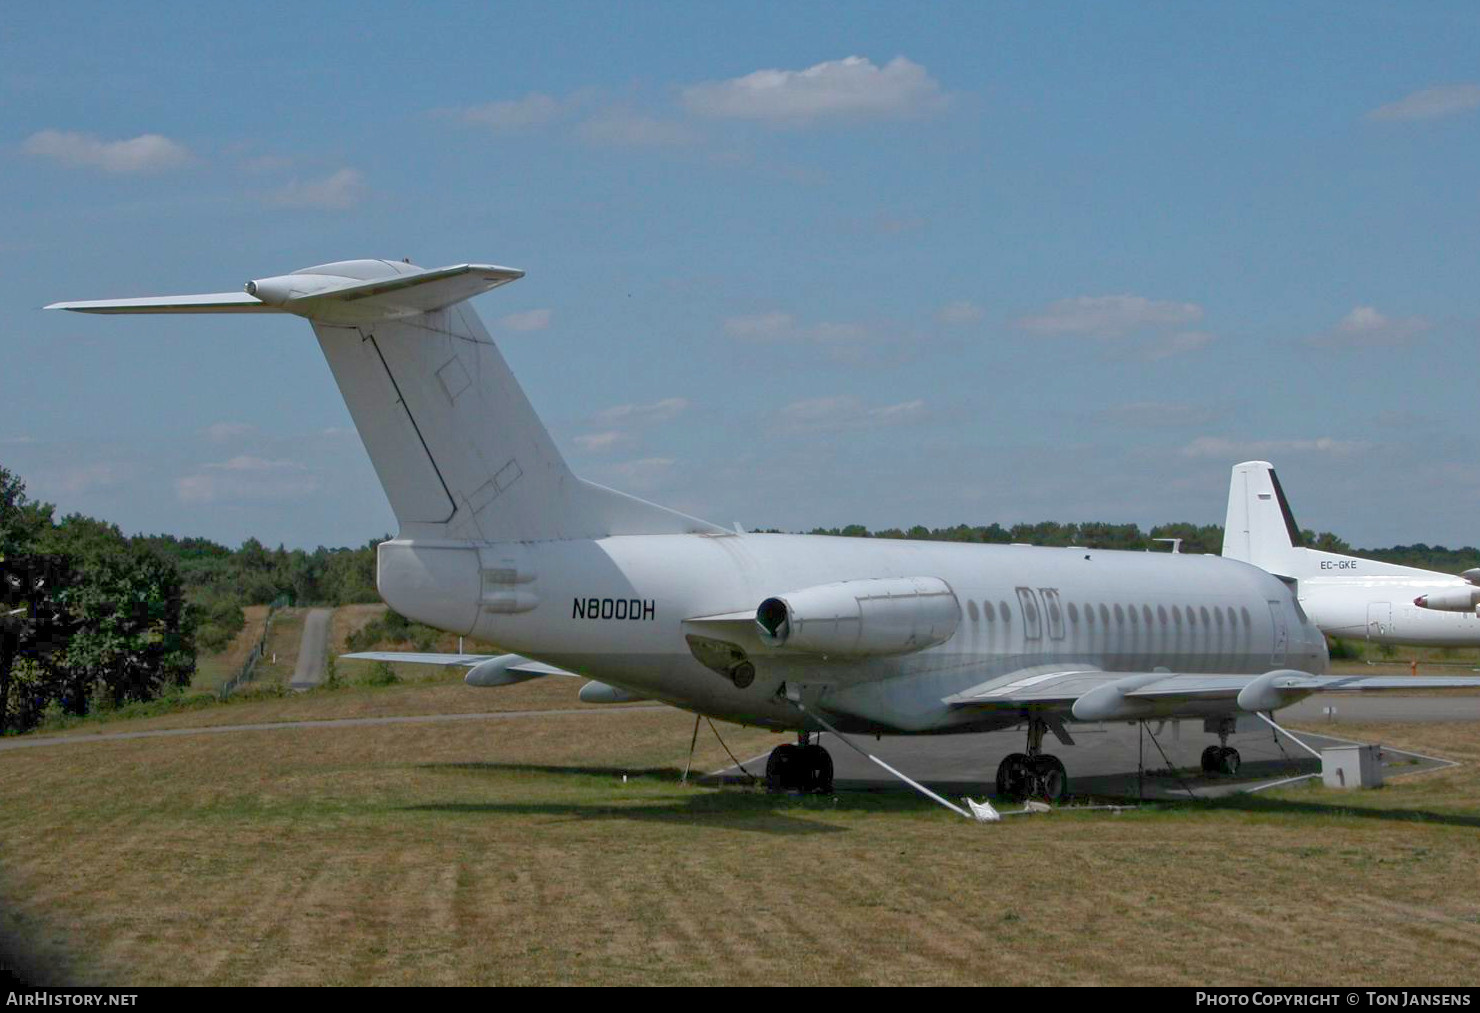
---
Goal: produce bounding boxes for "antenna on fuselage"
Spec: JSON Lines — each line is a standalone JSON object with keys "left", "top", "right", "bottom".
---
{"left": 1150, "top": 538, "right": 1183, "bottom": 554}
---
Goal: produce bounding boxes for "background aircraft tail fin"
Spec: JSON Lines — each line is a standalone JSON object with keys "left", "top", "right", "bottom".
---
{"left": 51, "top": 259, "right": 724, "bottom": 542}
{"left": 1222, "top": 460, "right": 1302, "bottom": 576}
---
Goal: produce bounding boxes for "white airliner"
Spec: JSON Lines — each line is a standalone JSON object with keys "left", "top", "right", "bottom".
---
{"left": 49, "top": 260, "right": 1480, "bottom": 804}
{"left": 1223, "top": 461, "right": 1480, "bottom": 647}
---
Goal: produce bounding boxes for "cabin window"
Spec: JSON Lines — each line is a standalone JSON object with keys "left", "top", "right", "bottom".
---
{"left": 1200, "top": 606, "right": 1211, "bottom": 627}
{"left": 968, "top": 599, "right": 979, "bottom": 622}
{"left": 1113, "top": 604, "right": 1124, "bottom": 625}
{"left": 1085, "top": 603, "right": 1096, "bottom": 625}
{"left": 1100, "top": 604, "right": 1111, "bottom": 626}
{"left": 999, "top": 601, "right": 1011, "bottom": 623}
{"left": 1067, "top": 602, "right": 1079, "bottom": 624}
{"left": 1128, "top": 604, "right": 1139, "bottom": 626}
{"left": 1172, "top": 605, "right": 1183, "bottom": 627}
{"left": 1157, "top": 605, "right": 1168, "bottom": 626}
{"left": 1240, "top": 607, "right": 1252, "bottom": 628}
{"left": 983, "top": 600, "right": 996, "bottom": 622}
{"left": 1142, "top": 605, "right": 1153, "bottom": 626}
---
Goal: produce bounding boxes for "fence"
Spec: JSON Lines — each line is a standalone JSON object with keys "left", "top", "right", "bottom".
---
{"left": 217, "top": 596, "right": 290, "bottom": 700}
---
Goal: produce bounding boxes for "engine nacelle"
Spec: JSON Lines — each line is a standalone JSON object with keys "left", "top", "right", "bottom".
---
{"left": 465, "top": 654, "right": 544, "bottom": 687}
{"left": 1413, "top": 587, "right": 1480, "bottom": 612}
{"left": 755, "top": 576, "right": 960, "bottom": 658}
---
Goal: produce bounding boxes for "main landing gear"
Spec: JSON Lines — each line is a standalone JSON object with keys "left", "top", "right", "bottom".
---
{"left": 765, "top": 732, "right": 835, "bottom": 794}
{"left": 994, "top": 717, "right": 1069, "bottom": 803}
{"left": 1201, "top": 719, "right": 1241, "bottom": 776}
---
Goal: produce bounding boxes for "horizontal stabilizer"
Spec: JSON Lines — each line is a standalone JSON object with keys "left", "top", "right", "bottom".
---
{"left": 44, "top": 292, "right": 284, "bottom": 314}
{"left": 47, "top": 260, "right": 525, "bottom": 324}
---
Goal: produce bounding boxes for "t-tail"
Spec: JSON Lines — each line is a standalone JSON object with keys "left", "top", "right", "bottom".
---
{"left": 1221, "top": 460, "right": 1443, "bottom": 583}
{"left": 1221, "top": 461, "right": 1304, "bottom": 577}
{"left": 47, "top": 259, "right": 725, "bottom": 545}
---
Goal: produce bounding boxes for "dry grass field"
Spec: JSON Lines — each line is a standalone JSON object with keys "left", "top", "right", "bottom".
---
{"left": 3, "top": 673, "right": 1480, "bottom": 985}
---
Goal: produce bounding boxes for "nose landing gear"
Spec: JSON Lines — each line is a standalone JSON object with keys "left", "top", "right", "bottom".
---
{"left": 764, "top": 732, "right": 835, "bottom": 794}
{"left": 994, "top": 717, "right": 1069, "bottom": 803}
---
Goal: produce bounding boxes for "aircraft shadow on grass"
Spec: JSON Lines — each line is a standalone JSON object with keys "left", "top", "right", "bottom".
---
{"left": 405, "top": 761, "right": 1480, "bottom": 831}
{"left": 404, "top": 760, "right": 968, "bottom": 833}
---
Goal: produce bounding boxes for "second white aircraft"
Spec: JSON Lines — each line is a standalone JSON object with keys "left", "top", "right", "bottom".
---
{"left": 1223, "top": 461, "right": 1480, "bottom": 647}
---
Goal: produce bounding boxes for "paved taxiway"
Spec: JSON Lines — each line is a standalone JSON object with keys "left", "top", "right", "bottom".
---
{"left": 708, "top": 692, "right": 1469, "bottom": 799}
{"left": 290, "top": 608, "right": 333, "bottom": 691}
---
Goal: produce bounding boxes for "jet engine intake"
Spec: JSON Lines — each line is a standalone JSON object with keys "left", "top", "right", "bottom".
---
{"left": 1413, "top": 587, "right": 1480, "bottom": 612}
{"left": 755, "top": 576, "right": 960, "bottom": 657}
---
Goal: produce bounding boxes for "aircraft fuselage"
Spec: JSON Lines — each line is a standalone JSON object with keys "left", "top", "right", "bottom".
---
{"left": 380, "top": 533, "right": 1329, "bottom": 734}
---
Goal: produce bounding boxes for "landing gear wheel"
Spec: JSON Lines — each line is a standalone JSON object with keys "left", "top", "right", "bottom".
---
{"left": 1030, "top": 755, "right": 1068, "bottom": 803}
{"left": 765, "top": 744, "right": 799, "bottom": 793}
{"left": 798, "top": 744, "right": 834, "bottom": 794}
{"left": 1217, "top": 747, "right": 1241, "bottom": 777}
{"left": 995, "top": 752, "right": 1032, "bottom": 800}
{"left": 1201, "top": 745, "right": 1223, "bottom": 774}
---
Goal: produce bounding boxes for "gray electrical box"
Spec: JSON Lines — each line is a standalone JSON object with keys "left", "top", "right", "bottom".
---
{"left": 1321, "top": 744, "right": 1384, "bottom": 789}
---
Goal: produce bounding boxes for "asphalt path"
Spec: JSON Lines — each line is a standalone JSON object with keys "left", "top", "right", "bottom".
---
{"left": 290, "top": 608, "right": 333, "bottom": 691}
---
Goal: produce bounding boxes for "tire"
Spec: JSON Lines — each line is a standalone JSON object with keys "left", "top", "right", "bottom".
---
{"left": 1201, "top": 745, "right": 1222, "bottom": 774}
{"left": 765, "top": 744, "right": 799, "bottom": 792}
{"left": 1218, "top": 747, "right": 1241, "bottom": 777}
{"left": 1031, "top": 755, "right": 1068, "bottom": 803}
{"left": 996, "top": 752, "right": 1031, "bottom": 799}
{"left": 801, "top": 744, "right": 834, "bottom": 794}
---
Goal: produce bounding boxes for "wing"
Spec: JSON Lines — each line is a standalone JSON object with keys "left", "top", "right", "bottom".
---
{"left": 338, "top": 651, "right": 577, "bottom": 686}
{"left": 943, "top": 666, "right": 1480, "bottom": 721}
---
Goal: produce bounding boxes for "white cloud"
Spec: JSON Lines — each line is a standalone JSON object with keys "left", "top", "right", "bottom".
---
{"left": 682, "top": 56, "right": 946, "bottom": 125}
{"left": 22, "top": 130, "right": 191, "bottom": 173}
{"left": 460, "top": 93, "right": 564, "bottom": 129}
{"left": 936, "top": 300, "right": 984, "bottom": 326}
{"left": 572, "top": 431, "right": 632, "bottom": 453}
{"left": 1136, "top": 330, "right": 1215, "bottom": 361}
{"left": 34, "top": 462, "right": 132, "bottom": 495}
{"left": 498, "top": 308, "right": 553, "bottom": 332}
{"left": 1311, "top": 306, "right": 1430, "bottom": 348}
{"left": 176, "top": 456, "right": 317, "bottom": 504}
{"left": 1179, "top": 436, "right": 1368, "bottom": 460}
{"left": 576, "top": 109, "right": 695, "bottom": 148}
{"left": 264, "top": 168, "right": 366, "bottom": 210}
{"left": 723, "top": 312, "right": 867, "bottom": 344}
{"left": 724, "top": 311, "right": 797, "bottom": 340}
{"left": 593, "top": 398, "right": 691, "bottom": 426}
{"left": 1369, "top": 84, "right": 1480, "bottom": 121}
{"left": 204, "top": 422, "right": 255, "bottom": 442}
{"left": 1093, "top": 402, "right": 1225, "bottom": 429}
{"left": 592, "top": 457, "right": 675, "bottom": 493}
{"left": 1018, "top": 295, "right": 1204, "bottom": 338}
{"left": 775, "top": 395, "right": 927, "bottom": 433}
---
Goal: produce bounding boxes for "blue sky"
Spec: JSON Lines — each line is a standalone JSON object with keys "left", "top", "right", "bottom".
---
{"left": 4, "top": 3, "right": 1480, "bottom": 549}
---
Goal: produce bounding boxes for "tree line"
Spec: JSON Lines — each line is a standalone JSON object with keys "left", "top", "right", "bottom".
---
{"left": 799, "top": 521, "right": 1480, "bottom": 572}
{"left": 7, "top": 459, "right": 1480, "bottom": 734}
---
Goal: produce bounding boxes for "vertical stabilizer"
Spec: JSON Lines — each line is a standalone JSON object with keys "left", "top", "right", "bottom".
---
{"left": 49, "top": 259, "right": 725, "bottom": 542}
{"left": 1222, "top": 461, "right": 1302, "bottom": 575}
